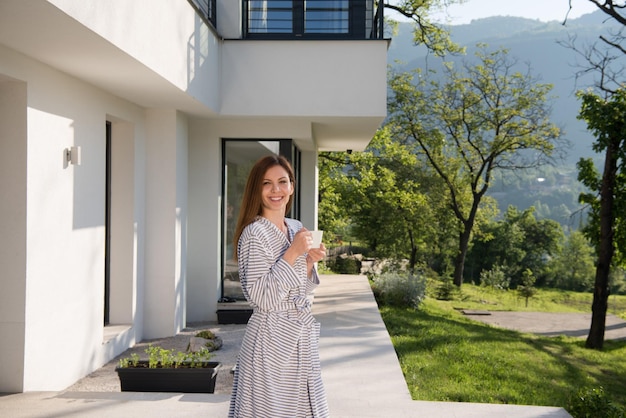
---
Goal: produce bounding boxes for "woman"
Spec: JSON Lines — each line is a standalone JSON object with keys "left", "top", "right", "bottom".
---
{"left": 228, "top": 155, "right": 329, "bottom": 418}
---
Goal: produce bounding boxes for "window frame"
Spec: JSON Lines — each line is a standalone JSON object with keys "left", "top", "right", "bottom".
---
{"left": 243, "top": 0, "right": 371, "bottom": 40}
{"left": 219, "top": 139, "right": 301, "bottom": 302}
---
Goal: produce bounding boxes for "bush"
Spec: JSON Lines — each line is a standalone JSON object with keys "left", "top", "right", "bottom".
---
{"left": 480, "top": 265, "right": 510, "bottom": 290}
{"left": 434, "top": 276, "right": 459, "bottom": 301}
{"left": 195, "top": 330, "right": 215, "bottom": 340}
{"left": 567, "top": 387, "right": 625, "bottom": 418}
{"left": 372, "top": 271, "right": 426, "bottom": 309}
{"left": 330, "top": 255, "right": 361, "bottom": 274}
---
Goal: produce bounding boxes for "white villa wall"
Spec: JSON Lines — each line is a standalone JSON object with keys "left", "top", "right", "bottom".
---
{"left": 48, "top": 0, "right": 221, "bottom": 114}
{"left": 220, "top": 40, "right": 387, "bottom": 117}
{"left": 0, "top": 0, "right": 386, "bottom": 392}
{"left": 0, "top": 76, "right": 28, "bottom": 392}
{"left": 0, "top": 44, "right": 150, "bottom": 391}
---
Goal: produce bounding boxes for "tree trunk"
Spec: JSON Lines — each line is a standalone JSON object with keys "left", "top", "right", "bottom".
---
{"left": 586, "top": 141, "right": 617, "bottom": 350}
{"left": 408, "top": 228, "right": 417, "bottom": 273}
{"left": 409, "top": 246, "right": 417, "bottom": 274}
{"left": 453, "top": 196, "right": 482, "bottom": 287}
{"left": 453, "top": 224, "right": 472, "bottom": 287}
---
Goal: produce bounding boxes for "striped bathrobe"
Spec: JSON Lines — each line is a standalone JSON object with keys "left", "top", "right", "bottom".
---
{"left": 228, "top": 217, "right": 329, "bottom": 418}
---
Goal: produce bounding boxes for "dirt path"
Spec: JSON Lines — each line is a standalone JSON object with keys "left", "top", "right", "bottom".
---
{"left": 462, "top": 311, "right": 626, "bottom": 340}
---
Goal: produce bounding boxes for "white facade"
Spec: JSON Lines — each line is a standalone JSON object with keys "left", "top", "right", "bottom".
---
{"left": 0, "top": 0, "right": 387, "bottom": 392}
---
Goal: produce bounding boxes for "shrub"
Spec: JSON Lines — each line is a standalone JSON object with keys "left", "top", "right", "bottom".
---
{"left": 118, "top": 344, "right": 213, "bottom": 369}
{"left": 331, "top": 255, "right": 361, "bottom": 274}
{"left": 567, "top": 387, "right": 625, "bottom": 418}
{"left": 195, "top": 330, "right": 215, "bottom": 340}
{"left": 372, "top": 271, "right": 426, "bottom": 309}
{"left": 194, "top": 329, "right": 223, "bottom": 351}
{"left": 434, "top": 276, "right": 459, "bottom": 301}
{"left": 316, "top": 260, "right": 333, "bottom": 274}
{"left": 518, "top": 268, "right": 537, "bottom": 307}
{"left": 480, "top": 265, "right": 510, "bottom": 290}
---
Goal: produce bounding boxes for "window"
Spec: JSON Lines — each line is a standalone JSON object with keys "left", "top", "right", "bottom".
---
{"left": 248, "top": 0, "right": 294, "bottom": 34}
{"left": 244, "top": 0, "right": 379, "bottom": 39}
{"left": 305, "top": 0, "right": 349, "bottom": 34}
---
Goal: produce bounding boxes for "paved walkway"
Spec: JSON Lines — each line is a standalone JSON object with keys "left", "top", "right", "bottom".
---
{"left": 0, "top": 275, "right": 573, "bottom": 417}
{"left": 463, "top": 310, "right": 626, "bottom": 340}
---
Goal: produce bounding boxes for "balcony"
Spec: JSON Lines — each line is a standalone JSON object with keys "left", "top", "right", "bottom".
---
{"left": 243, "top": 0, "right": 384, "bottom": 40}
{"left": 189, "top": 0, "right": 217, "bottom": 27}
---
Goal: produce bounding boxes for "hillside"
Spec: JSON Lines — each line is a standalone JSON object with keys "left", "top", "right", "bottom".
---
{"left": 389, "top": 11, "right": 620, "bottom": 163}
{"left": 386, "top": 10, "right": 622, "bottom": 226}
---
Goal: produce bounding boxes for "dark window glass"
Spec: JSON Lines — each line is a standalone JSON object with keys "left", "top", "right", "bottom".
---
{"left": 221, "top": 139, "right": 300, "bottom": 301}
{"left": 245, "top": 0, "right": 376, "bottom": 38}
{"left": 249, "top": 0, "right": 293, "bottom": 33}
{"left": 305, "top": 0, "right": 349, "bottom": 34}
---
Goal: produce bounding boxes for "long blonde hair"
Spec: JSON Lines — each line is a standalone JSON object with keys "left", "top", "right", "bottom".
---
{"left": 233, "top": 155, "right": 295, "bottom": 260}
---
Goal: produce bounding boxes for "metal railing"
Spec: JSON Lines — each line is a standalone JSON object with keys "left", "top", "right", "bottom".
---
{"left": 372, "top": 0, "right": 384, "bottom": 40}
{"left": 243, "top": 0, "right": 384, "bottom": 40}
{"left": 189, "top": 0, "right": 217, "bottom": 27}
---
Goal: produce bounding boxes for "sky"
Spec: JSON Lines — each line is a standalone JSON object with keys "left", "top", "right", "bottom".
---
{"left": 391, "top": 0, "right": 599, "bottom": 25}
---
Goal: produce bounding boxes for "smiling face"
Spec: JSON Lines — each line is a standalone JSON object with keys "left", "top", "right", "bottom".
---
{"left": 260, "top": 164, "right": 294, "bottom": 217}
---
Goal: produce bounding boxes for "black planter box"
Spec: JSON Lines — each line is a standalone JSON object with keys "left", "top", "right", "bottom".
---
{"left": 217, "top": 309, "right": 252, "bottom": 324}
{"left": 115, "top": 361, "right": 221, "bottom": 393}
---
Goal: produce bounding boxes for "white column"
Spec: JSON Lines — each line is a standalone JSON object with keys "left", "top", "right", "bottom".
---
{"left": 299, "top": 149, "right": 319, "bottom": 230}
{"left": 143, "top": 109, "right": 188, "bottom": 338}
{"left": 187, "top": 120, "right": 221, "bottom": 322}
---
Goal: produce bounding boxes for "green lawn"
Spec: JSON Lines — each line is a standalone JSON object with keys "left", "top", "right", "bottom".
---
{"left": 436, "top": 283, "right": 626, "bottom": 318}
{"left": 380, "top": 285, "right": 626, "bottom": 410}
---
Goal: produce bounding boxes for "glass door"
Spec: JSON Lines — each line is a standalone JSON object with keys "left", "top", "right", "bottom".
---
{"left": 221, "top": 139, "right": 300, "bottom": 301}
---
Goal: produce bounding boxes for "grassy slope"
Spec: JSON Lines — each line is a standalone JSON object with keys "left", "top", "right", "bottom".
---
{"left": 438, "top": 284, "right": 626, "bottom": 318}
{"left": 380, "top": 284, "right": 626, "bottom": 409}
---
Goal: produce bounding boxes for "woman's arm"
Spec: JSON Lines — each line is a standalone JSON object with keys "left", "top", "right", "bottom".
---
{"left": 238, "top": 230, "right": 300, "bottom": 311}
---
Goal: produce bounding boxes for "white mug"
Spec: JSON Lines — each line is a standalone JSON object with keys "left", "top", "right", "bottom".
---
{"left": 310, "top": 230, "right": 323, "bottom": 248}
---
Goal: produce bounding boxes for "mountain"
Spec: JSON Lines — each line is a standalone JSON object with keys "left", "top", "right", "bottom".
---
{"left": 388, "top": 10, "right": 619, "bottom": 164}
{"left": 386, "top": 10, "right": 622, "bottom": 227}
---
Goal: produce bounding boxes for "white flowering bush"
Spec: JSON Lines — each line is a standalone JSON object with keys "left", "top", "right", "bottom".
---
{"left": 480, "top": 265, "right": 510, "bottom": 290}
{"left": 372, "top": 271, "right": 426, "bottom": 309}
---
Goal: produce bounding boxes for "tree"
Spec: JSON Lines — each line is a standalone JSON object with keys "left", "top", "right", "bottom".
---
{"left": 546, "top": 230, "right": 596, "bottom": 291}
{"left": 383, "top": 0, "right": 464, "bottom": 56}
{"left": 318, "top": 152, "right": 352, "bottom": 243}
{"left": 388, "top": 45, "right": 563, "bottom": 287}
{"left": 512, "top": 208, "right": 564, "bottom": 286}
{"left": 466, "top": 206, "right": 564, "bottom": 287}
{"left": 560, "top": 1, "right": 626, "bottom": 98}
{"left": 317, "top": 0, "right": 466, "bottom": 267}
{"left": 518, "top": 268, "right": 538, "bottom": 307}
{"left": 567, "top": 0, "right": 626, "bottom": 90}
{"left": 321, "top": 127, "right": 448, "bottom": 272}
{"left": 560, "top": 0, "right": 626, "bottom": 349}
{"left": 576, "top": 88, "right": 626, "bottom": 349}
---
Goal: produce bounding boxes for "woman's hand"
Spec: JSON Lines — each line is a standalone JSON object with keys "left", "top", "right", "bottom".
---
{"left": 306, "top": 243, "right": 326, "bottom": 278}
{"left": 307, "top": 243, "right": 326, "bottom": 264}
{"left": 283, "top": 228, "right": 312, "bottom": 265}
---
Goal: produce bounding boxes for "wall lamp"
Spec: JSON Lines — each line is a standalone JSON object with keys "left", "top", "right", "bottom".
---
{"left": 65, "top": 146, "right": 81, "bottom": 166}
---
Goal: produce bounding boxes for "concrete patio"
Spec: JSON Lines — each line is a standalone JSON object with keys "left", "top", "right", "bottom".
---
{"left": 0, "top": 275, "right": 572, "bottom": 417}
